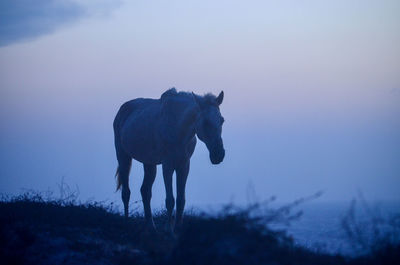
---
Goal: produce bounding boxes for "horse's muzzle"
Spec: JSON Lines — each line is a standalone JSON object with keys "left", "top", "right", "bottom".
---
{"left": 210, "top": 148, "right": 225, "bottom": 165}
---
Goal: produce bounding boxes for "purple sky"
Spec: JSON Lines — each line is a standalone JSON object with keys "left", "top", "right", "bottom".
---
{"left": 0, "top": 0, "right": 399, "bottom": 209}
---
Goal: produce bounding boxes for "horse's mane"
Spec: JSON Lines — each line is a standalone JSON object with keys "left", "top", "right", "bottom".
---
{"left": 202, "top": 93, "right": 218, "bottom": 106}
{"left": 161, "top": 87, "right": 191, "bottom": 99}
{"left": 161, "top": 88, "right": 217, "bottom": 106}
{"left": 160, "top": 87, "right": 179, "bottom": 99}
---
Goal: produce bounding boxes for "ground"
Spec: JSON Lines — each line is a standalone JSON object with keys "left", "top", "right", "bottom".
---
{"left": 0, "top": 193, "right": 399, "bottom": 265}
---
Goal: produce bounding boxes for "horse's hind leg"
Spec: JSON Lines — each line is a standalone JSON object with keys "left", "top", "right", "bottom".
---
{"left": 117, "top": 153, "right": 132, "bottom": 218}
{"left": 162, "top": 162, "right": 175, "bottom": 233}
{"left": 141, "top": 164, "right": 157, "bottom": 231}
{"left": 175, "top": 159, "right": 189, "bottom": 232}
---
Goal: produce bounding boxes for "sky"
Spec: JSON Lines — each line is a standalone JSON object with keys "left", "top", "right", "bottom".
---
{"left": 0, "top": 0, "right": 399, "bottom": 210}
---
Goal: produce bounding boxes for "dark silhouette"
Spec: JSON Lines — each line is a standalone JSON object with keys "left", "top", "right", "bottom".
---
{"left": 2, "top": 192, "right": 399, "bottom": 264}
{"left": 113, "top": 88, "right": 225, "bottom": 232}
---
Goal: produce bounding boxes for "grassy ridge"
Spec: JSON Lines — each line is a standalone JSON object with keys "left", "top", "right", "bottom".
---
{"left": 0, "top": 192, "right": 399, "bottom": 265}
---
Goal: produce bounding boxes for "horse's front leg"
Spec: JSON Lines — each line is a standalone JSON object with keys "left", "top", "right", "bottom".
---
{"left": 162, "top": 163, "right": 175, "bottom": 233}
{"left": 175, "top": 159, "right": 189, "bottom": 232}
{"left": 141, "top": 164, "right": 157, "bottom": 231}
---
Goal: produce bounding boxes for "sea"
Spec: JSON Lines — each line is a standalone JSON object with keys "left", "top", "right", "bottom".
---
{"left": 192, "top": 201, "right": 400, "bottom": 257}
{"left": 274, "top": 201, "right": 399, "bottom": 256}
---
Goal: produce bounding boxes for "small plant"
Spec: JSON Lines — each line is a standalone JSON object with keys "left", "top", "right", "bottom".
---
{"left": 341, "top": 193, "right": 400, "bottom": 257}
{"left": 1, "top": 187, "right": 399, "bottom": 265}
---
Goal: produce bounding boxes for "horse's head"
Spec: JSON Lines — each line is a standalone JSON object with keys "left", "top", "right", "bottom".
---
{"left": 193, "top": 91, "right": 225, "bottom": 165}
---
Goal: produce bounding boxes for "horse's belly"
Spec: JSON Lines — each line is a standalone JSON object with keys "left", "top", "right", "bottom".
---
{"left": 120, "top": 119, "right": 164, "bottom": 165}
{"left": 130, "top": 148, "right": 163, "bottom": 164}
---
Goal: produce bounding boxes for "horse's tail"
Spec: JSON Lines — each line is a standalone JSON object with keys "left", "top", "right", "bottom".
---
{"left": 115, "top": 159, "right": 131, "bottom": 191}
{"left": 115, "top": 166, "right": 121, "bottom": 191}
{"left": 113, "top": 100, "right": 133, "bottom": 192}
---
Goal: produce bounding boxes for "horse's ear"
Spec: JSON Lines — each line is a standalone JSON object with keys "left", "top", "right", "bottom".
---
{"left": 216, "top": 91, "right": 224, "bottom": 105}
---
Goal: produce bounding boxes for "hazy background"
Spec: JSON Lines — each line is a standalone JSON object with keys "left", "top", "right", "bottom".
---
{"left": 1, "top": 0, "right": 399, "bottom": 210}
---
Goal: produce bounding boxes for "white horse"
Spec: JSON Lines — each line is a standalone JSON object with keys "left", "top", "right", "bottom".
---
{"left": 113, "top": 88, "right": 225, "bottom": 231}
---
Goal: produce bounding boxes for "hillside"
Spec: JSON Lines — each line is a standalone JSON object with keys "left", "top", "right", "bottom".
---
{"left": 1, "top": 192, "right": 399, "bottom": 265}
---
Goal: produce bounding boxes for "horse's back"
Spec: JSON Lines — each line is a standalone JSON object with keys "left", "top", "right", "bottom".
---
{"left": 114, "top": 97, "right": 157, "bottom": 127}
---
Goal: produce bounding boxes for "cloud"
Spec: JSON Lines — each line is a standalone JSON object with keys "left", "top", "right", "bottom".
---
{"left": 0, "top": 0, "right": 120, "bottom": 47}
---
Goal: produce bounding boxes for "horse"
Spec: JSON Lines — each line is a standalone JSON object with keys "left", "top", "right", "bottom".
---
{"left": 113, "top": 88, "right": 225, "bottom": 232}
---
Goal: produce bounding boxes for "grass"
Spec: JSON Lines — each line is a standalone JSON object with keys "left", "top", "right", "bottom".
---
{"left": 0, "top": 190, "right": 399, "bottom": 265}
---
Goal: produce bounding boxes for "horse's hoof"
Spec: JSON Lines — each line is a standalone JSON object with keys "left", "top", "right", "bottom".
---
{"left": 163, "top": 222, "right": 173, "bottom": 232}
{"left": 173, "top": 224, "right": 183, "bottom": 234}
{"left": 144, "top": 223, "right": 157, "bottom": 235}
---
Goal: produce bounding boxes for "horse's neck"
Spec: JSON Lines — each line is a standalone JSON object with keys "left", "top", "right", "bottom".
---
{"left": 161, "top": 95, "right": 199, "bottom": 144}
{"left": 177, "top": 103, "right": 199, "bottom": 143}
